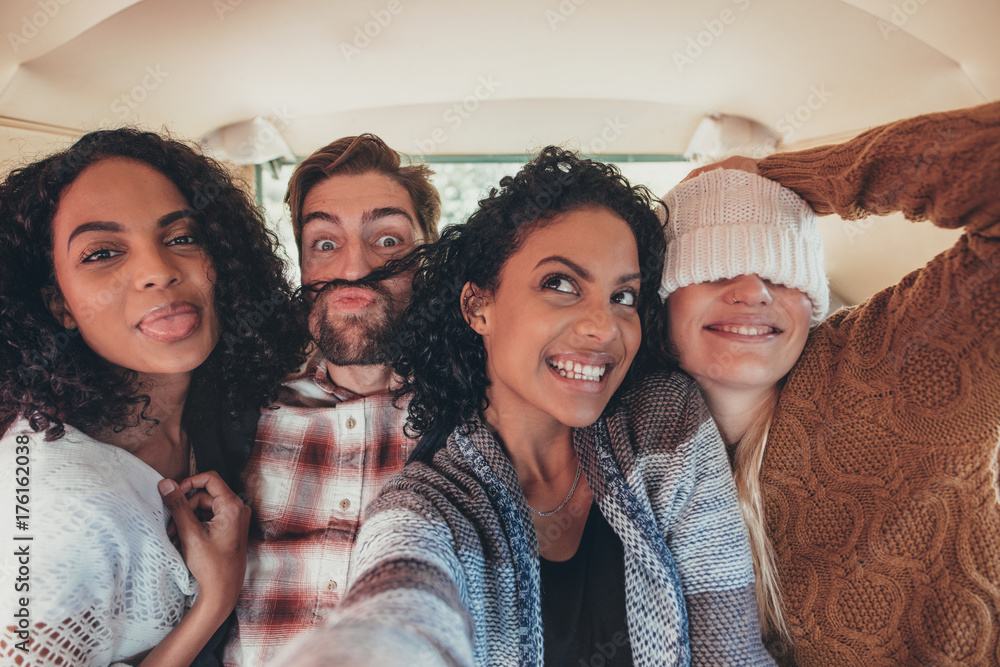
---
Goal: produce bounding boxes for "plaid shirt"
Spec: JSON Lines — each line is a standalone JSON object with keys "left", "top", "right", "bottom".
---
{"left": 223, "top": 352, "right": 415, "bottom": 667}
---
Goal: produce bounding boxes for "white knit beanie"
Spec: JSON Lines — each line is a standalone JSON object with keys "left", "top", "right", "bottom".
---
{"left": 657, "top": 169, "right": 829, "bottom": 325}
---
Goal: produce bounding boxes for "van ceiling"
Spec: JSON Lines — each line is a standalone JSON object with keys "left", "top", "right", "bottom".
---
{"left": 1, "top": 0, "right": 996, "bottom": 305}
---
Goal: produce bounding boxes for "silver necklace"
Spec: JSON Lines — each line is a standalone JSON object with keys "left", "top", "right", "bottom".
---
{"left": 525, "top": 459, "right": 583, "bottom": 517}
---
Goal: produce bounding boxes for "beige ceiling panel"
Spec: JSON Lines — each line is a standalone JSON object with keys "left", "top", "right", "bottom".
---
{"left": 280, "top": 98, "right": 704, "bottom": 156}
{"left": 1, "top": 0, "right": 143, "bottom": 86}
{"left": 841, "top": 0, "right": 1000, "bottom": 98}
{"left": 0, "top": 0, "right": 992, "bottom": 150}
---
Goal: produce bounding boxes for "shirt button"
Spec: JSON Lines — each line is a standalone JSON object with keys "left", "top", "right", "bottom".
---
{"left": 339, "top": 498, "right": 352, "bottom": 511}
{"left": 346, "top": 417, "right": 357, "bottom": 429}
{"left": 326, "top": 580, "right": 338, "bottom": 592}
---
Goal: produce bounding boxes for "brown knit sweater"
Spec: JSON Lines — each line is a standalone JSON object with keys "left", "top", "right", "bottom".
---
{"left": 757, "top": 102, "right": 1000, "bottom": 666}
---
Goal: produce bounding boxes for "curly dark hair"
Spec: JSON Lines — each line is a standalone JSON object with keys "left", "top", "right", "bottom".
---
{"left": 0, "top": 128, "right": 308, "bottom": 440}
{"left": 392, "top": 146, "right": 669, "bottom": 445}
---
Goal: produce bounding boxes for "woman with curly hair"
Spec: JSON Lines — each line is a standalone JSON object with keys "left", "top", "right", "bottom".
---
{"left": 0, "top": 128, "right": 307, "bottom": 666}
{"left": 274, "top": 147, "right": 774, "bottom": 666}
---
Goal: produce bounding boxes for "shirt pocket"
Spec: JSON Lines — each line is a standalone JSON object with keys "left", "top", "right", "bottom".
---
{"left": 243, "top": 437, "right": 301, "bottom": 541}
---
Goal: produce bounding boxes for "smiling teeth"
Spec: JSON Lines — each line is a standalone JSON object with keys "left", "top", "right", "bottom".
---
{"left": 717, "top": 325, "right": 774, "bottom": 336}
{"left": 551, "top": 360, "right": 606, "bottom": 382}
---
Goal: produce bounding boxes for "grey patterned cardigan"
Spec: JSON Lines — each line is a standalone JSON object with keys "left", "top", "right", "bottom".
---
{"left": 272, "top": 371, "right": 775, "bottom": 666}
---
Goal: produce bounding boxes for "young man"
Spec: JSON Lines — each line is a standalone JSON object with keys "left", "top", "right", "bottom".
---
{"left": 223, "top": 134, "right": 441, "bottom": 667}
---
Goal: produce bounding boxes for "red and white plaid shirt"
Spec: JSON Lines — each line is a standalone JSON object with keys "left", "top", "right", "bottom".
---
{"left": 223, "top": 352, "right": 415, "bottom": 667}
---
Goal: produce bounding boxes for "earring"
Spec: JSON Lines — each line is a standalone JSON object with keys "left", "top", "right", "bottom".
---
{"left": 463, "top": 291, "right": 484, "bottom": 319}
{"left": 462, "top": 292, "right": 478, "bottom": 314}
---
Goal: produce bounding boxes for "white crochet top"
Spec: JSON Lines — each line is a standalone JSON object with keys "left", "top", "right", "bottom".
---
{"left": 0, "top": 419, "right": 197, "bottom": 666}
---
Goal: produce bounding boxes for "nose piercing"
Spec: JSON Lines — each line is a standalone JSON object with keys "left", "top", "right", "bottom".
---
{"left": 731, "top": 293, "right": 740, "bottom": 304}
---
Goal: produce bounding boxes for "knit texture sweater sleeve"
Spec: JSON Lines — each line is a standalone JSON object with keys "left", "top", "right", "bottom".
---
{"left": 267, "top": 453, "right": 481, "bottom": 667}
{"left": 755, "top": 103, "right": 1000, "bottom": 665}
{"left": 758, "top": 101, "right": 1000, "bottom": 236}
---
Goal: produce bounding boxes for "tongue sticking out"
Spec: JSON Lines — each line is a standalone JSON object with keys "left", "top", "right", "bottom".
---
{"left": 139, "top": 311, "right": 199, "bottom": 341}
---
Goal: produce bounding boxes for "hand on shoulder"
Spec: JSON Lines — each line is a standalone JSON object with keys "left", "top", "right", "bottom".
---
{"left": 682, "top": 155, "right": 759, "bottom": 182}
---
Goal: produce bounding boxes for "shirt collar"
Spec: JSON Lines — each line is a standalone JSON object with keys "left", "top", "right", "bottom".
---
{"left": 309, "top": 354, "right": 363, "bottom": 402}
{"left": 278, "top": 350, "right": 367, "bottom": 405}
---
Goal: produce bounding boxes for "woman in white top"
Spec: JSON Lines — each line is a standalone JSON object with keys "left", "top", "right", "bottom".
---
{"left": 0, "top": 128, "right": 307, "bottom": 665}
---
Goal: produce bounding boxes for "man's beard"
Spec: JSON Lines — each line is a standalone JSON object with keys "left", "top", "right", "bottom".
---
{"left": 310, "top": 279, "right": 406, "bottom": 366}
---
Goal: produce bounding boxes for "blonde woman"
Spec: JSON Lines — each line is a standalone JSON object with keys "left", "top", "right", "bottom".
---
{"left": 659, "top": 102, "right": 1000, "bottom": 664}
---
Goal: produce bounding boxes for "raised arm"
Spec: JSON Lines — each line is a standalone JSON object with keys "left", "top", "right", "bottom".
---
{"left": 758, "top": 102, "right": 1000, "bottom": 372}
{"left": 269, "top": 472, "right": 475, "bottom": 667}
{"left": 776, "top": 101, "right": 1000, "bottom": 377}
{"left": 758, "top": 102, "right": 1000, "bottom": 236}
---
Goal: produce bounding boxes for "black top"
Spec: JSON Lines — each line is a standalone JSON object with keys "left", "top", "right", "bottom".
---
{"left": 186, "top": 405, "right": 259, "bottom": 666}
{"left": 540, "top": 503, "right": 634, "bottom": 667}
{"left": 185, "top": 405, "right": 259, "bottom": 495}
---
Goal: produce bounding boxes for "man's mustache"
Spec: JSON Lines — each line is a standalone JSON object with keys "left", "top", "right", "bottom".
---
{"left": 303, "top": 253, "right": 417, "bottom": 298}
{"left": 307, "top": 276, "right": 389, "bottom": 299}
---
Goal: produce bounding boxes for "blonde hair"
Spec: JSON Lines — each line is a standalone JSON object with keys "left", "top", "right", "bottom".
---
{"left": 731, "top": 390, "right": 789, "bottom": 643}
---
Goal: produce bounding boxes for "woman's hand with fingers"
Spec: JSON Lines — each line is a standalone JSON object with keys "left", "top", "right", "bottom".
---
{"left": 138, "top": 473, "right": 250, "bottom": 666}
{"left": 682, "top": 155, "right": 759, "bottom": 182}
{"left": 158, "top": 471, "right": 250, "bottom": 616}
